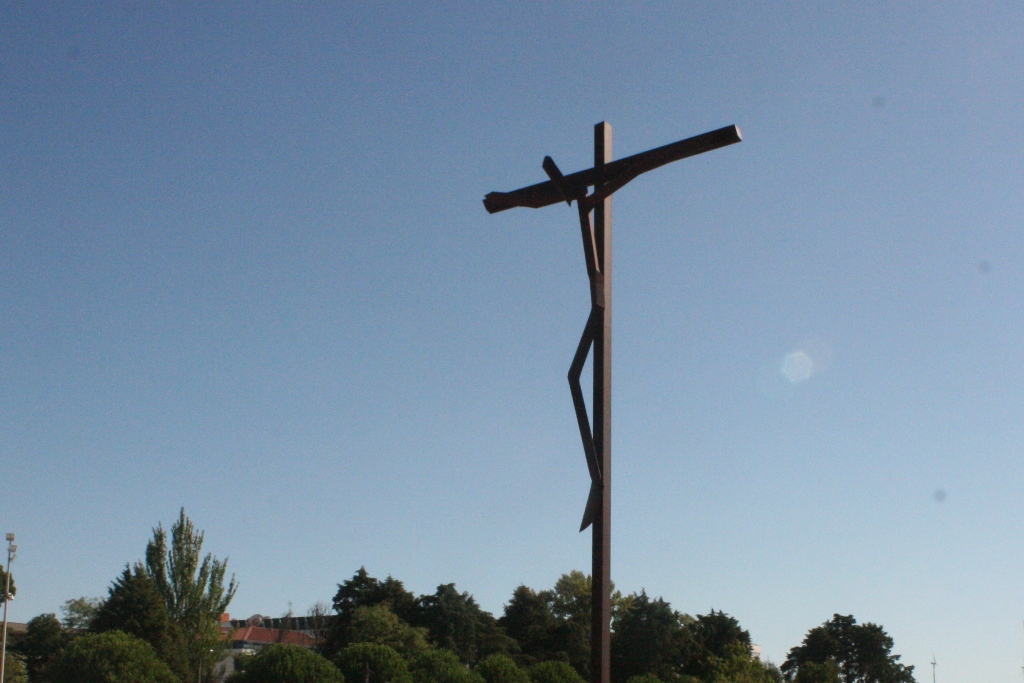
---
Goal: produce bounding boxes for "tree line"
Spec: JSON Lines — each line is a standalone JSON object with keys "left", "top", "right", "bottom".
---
{"left": 1, "top": 511, "right": 915, "bottom": 683}
{"left": 3, "top": 509, "right": 233, "bottom": 683}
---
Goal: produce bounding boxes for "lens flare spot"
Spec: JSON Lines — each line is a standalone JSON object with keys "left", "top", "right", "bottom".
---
{"left": 781, "top": 350, "right": 815, "bottom": 383}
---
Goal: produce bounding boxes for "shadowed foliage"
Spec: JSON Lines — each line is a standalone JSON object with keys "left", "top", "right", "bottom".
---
{"left": 781, "top": 615, "right": 914, "bottom": 683}
{"left": 408, "top": 648, "right": 483, "bottom": 683}
{"left": 92, "top": 563, "right": 183, "bottom": 670}
{"left": 334, "top": 642, "right": 411, "bottom": 683}
{"left": 346, "top": 604, "right": 430, "bottom": 656}
{"left": 2, "top": 652, "right": 28, "bottom": 683}
{"left": 476, "top": 654, "right": 530, "bottom": 683}
{"left": 18, "top": 613, "right": 65, "bottom": 681}
{"left": 47, "top": 630, "right": 179, "bottom": 683}
{"left": 611, "top": 591, "right": 689, "bottom": 683}
{"left": 528, "top": 661, "right": 585, "bottom": 683}
{"left": 229, "top": 643, "right": 343, "bottom": 683}
{"left": 324, "top": 568, "right": 418, "bottom": 658}
{"left": 414, "top": 584, "right": 517, "bottom": 665}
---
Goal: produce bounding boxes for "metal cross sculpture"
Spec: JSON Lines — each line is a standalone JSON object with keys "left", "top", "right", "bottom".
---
{"left": 484, "top": 122, "right": 741, "bottom": 683}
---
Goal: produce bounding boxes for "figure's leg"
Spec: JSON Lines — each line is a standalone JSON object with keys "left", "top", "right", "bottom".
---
{"left": 569, "top": 306, "right": 602, "bottom": 531}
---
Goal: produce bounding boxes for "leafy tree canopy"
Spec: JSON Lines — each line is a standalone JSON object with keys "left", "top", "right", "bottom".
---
{"left": 61, "top": 596, "right": 101, "bottom": 630}
{"left": 230, "top": 643, "right": 343, "bottom": 683}
{"left": 17, "top": 613, "right": 65, "bottom": 680}
{"left": 333, "top": 568, "right": 418, "bottom": 623}
{"left": 47, "top": 630, "right": 179, "bottom": 683}
{"left": 409, "top": 648, "right": 484, "bottom": 683}
{"left": 708, "top": 643, "right": 781, "bottom": 683}
{"left": 145, "top": 508, "right": 237, "bottom": 625}
{"left": 92, "top": 563, "right": 183, "bottom": 670}
{"left": 528, "top": 661, "right": 585, "bottom": 683}
{"left": 549, "top": 572, "right": 591, "bottom": 626}
{"left": 781, "top": 615, "right": 915, "bottom": 683}
{"left": 325, "top": 568, "right": 417, "bottom": 657}
{"left": 145, "top": 508, "right": 237, "bottom": 682}
{"left": 2, "top": 652, "right": 28, "bottom": 683}
{"left": 682, "top": 610, "right": 752, "bottom": 681}
{"left": 326, "top": 569, "right": 516, "bottom": 665}
{"left": 625, "top": 675, "right": 663, "bottom": 683}
{"left": 334, "top": 642, "right": 411, "bottom": 683}
{"left": 499, "top": 586, "right": 558, "bottom": 666}
{"left": 692, "top": 611, "right": 751, "bottom": 660}
{"left": 416, "top": 583, "right": 513, "bottom": 664}
{"left": 793, "top": 660, "right": 841, "bottom": 683}
{"left": 347, "top": 604, "right": 430, "bottom": 656}
{"left": 476, "top": 654, "right": 530, "bottom": 683}
{"left": 611, "top": 590, "right": 688, "bottom": 683}
{"left": 0, "top": 566, "right": 14, "bottom": 606}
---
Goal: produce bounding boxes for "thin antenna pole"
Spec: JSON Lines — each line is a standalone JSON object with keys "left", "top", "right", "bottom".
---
{"left": 1, "top": 534, "right": 15, "bottom": 683}
{"left": 930, "top": 654, "right": 936, "bottom": 683}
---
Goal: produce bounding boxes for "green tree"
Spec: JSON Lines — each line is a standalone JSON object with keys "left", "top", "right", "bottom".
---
{"left": 499, "top": 586, "right": 558, "bottom": 666}
{"left": 346, "top": 604, "right": 430, "bottom": 656}
{"left": 415, "top": 584, "right": 515, "bottom": 665}
{"left": 334, "top": 643, "right": 411, "bottom": 683}
{"left": 781, "top": 615, "right": 915, "bottom": 683}
{"left": 549, "top": 573, "right": 591, "bottom": 626}
{"left": 92, "top": 563, "right": 183, "bottom": 669}
{"left": 60, "top": 597, "right": 101, "bottom": 630}
{"left": 476, "top": 654, "right": 530, "bottom": 683}
{"left": 708, "top": 643, "right": 781, "bottom": 683}
{"left": 625, "top": 675, "right": 662, "bottom": 683}
{"left": 2, "top": 652, "right": 28, "bottom": 683}
{"left": 324, "top": 568, "right": 417, "bottom": 658}
{"left": 145, "top": 508, "right": 237, "bottom": 682}
{"left": 611, "top": 591, "right": 688, "bottom": 683}
{"left": 792, "top": 661, "right": 841, "bottom": 683}
{"left": 229, "top": 643, "right": 343, "bottom": 683}
{"left": 547, "top": 570, "right": 627, "bottom": 680}
{"left": 47, "top": 630, "right": 179, "bottom": 683}
{"left": 409, "top": 648, "right": 483, "bottom": 683}
{"left": 18, "top": 613, "right": 65, "bottom": 680}
{"left": 0, "top": 566, "right": 14, "bottom": 605}
{"left": 548, "top": 572, "right": 590, "bottom": 677}
{"left": 528, "top": 661, "right": 585, "bottom": 683}
{"left": 682, "top": 611, "right": 752, "bottom": 681}
{"left": 499, "top": 573, "right": 622, "bottom": 677}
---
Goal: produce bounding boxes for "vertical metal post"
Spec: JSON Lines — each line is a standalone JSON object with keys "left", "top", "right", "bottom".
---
{"left": 1, "top": 535, "right": 14, "bottom": 683}
{"left": 590, "top": 122, "right": 612, "bottom": 683}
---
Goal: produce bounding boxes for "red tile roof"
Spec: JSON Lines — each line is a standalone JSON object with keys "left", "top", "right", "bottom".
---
{"left": 229, "top": 626, "right": 318, "bottom": 648}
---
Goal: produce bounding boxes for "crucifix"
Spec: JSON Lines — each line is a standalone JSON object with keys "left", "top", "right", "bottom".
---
{"left": 484, "top": 121, "right": 741, "bottom": 683}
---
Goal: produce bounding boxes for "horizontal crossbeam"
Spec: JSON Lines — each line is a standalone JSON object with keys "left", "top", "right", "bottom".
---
{"left": 483, "top": 124, "right": 741, "bottom": 214}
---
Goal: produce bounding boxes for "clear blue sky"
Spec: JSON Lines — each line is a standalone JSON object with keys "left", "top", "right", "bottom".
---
{"left": 2, "top": 2, "right": 1023, "bottom": 679}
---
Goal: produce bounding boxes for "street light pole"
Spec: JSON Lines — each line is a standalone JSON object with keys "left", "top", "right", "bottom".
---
{"left": 1, "top": 533, "right": 16, "bottom": 683}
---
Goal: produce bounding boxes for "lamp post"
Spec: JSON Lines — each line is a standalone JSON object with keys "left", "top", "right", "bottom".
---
{"left": 1, "top": 533, "right": 16, "bottom": 683}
